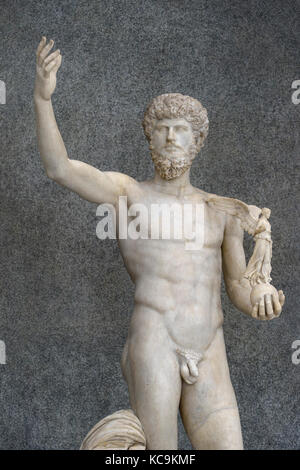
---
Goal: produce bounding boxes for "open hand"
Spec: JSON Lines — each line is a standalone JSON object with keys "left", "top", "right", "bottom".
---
{"left": 34, "top": 36, "right": 62, "bottom": 101}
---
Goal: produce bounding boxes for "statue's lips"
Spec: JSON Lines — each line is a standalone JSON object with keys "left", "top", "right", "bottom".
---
{"left": 164, "top": 145, "right": 183, "bottom": 152}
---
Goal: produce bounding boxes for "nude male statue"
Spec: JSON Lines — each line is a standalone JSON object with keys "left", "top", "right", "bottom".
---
{"left": 34, "top": 37, "right": 285, "bottom": 450}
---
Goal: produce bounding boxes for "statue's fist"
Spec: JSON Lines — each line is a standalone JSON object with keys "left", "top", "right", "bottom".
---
{"left": 34, "top": 37, "right": 62, "bottom": 101}
{"left": 250, "top": 283, "right": 285, "bottom": 320}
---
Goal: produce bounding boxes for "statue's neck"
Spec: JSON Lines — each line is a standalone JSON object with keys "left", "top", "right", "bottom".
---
{"left": 152, "top": 169, "right": 193, "bottom": 196}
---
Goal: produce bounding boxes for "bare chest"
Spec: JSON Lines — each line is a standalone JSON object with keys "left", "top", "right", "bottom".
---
{"left": 115, "top": 190, "right": 226, "bottom": 284}
{"left": 116, "top": 191, "right": 225, "bottom": 248}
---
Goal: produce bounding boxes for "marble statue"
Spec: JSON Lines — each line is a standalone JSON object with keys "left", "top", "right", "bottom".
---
{"left": 34, "top": 37, "right": 285, "bottom": 450}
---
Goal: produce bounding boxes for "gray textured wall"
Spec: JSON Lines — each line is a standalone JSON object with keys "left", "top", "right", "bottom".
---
{"left": 0, "top": 0, "right": 299, "bottom": 450}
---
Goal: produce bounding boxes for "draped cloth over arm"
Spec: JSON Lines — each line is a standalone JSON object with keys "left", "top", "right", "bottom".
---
{"left": 206, "top": 195, "right": 272, "bottom": 287}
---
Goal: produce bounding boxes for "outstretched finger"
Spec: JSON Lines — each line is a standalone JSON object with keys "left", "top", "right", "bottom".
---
{"left": 265, "top": 294, "right": 274, "bottom": 319}
{"left": 36, "top": 36, "right": 46, "bottom": 58}
{"left": 272, "top": 294, "right": 282, "bottom": 317}
{"left": 38, "top": 39, "right": 54, "bottom": 65}
{"left": 278, "top": 290, "right": 285, "bottom": 307}
{"left": 259, "top": 297, "right": 266, "bottom": 319}
{"left": 252, "top": 302, "right": 259, "bottom": 319}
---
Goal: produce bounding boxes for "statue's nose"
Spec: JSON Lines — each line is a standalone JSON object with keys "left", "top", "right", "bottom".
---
{"left": 167, "top": 127, "right": 175, "bottom": 142}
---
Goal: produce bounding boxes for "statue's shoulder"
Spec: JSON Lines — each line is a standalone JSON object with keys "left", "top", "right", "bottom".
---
{"left": 193, "top": 188, "right": 248, "bottom": 206}
{"left": 192, "top": 187, "right": 215, "bottom": 201}
{"left": 194, "top": 189, "right": 262, "bottom": 236}
{"left": 193, "top": 188, "right": 236, "bottom": 206}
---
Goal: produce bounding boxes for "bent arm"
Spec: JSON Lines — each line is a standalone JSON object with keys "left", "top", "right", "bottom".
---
{"left": 222, "top": 214, "right": 285, "bottom": 320}
{"left": 34, "top": 37, "right": 136, "bottom": 205}
{"left": 221, "top": 215, "right": 253, "bottom": 316}
{"left": 34, "top": 96, "right": 136, "bottom": 205}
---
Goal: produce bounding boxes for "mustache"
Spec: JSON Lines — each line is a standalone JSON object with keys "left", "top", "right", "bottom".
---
{"left": 151, "top": 148, "right": 193, "bottom": 167}
{"left": 164, "top": 143, "right": 184, "bottom": 150}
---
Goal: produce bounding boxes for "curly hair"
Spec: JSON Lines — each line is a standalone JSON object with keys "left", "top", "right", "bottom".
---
{"left": 142, "top": 93, "right": 209, "bottom": 151}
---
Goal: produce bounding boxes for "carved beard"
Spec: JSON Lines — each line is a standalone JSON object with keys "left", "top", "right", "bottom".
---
{"left": 150, "top": 141, "right": 198, "bottom": 180}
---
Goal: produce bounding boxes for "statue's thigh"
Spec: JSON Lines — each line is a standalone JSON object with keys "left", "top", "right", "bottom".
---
{"left": 180, "top": 328, "right": 243, "bottom": 449}
{"left": 124, "top": 340, "right": 182, "bottom": 450}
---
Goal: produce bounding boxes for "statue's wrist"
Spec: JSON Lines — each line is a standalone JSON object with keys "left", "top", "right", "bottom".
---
{"left": 34, "top": 91, "right": 51, "bottom": 103}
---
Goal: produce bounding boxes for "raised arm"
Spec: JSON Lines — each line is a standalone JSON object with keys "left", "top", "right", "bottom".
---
{"left": 34, "top": 37, "right": 136, "bottom": 205}
{"left": 222, "top": 214, "right": 285, "bottom": 320}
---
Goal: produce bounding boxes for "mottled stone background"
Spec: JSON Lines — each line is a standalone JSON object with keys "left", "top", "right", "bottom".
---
{"left": 0, "top": 0, "right": 299, "bottom": 450}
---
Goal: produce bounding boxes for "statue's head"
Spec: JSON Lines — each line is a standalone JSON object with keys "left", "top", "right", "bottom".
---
{"left": 142, "top": 93, "right": 209, "bottom": 180}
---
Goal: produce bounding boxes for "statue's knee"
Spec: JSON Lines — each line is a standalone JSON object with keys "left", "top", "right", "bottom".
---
{"left": 189, "top": 407, "right": 243, "bottom": 450}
